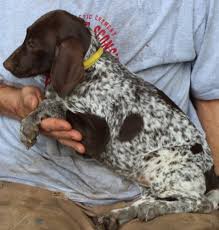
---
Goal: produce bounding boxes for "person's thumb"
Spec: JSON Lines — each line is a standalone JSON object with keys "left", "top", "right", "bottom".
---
{"left": 23, "top": 93, "right": 39, "bottom": 111}
{"left": 22, "top": 87, "right": 43, "bottom": 112}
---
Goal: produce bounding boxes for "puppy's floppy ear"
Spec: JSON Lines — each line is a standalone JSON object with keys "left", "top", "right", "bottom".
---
{"left": 50, "top": 37, "right": 85, "bottom": 97}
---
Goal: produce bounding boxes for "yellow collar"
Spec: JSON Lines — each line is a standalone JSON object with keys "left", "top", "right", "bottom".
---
{"left": 83, "top": 47, "right": 104, "bottom": 70}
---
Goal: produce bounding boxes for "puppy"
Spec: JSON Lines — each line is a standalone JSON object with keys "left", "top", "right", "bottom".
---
{"left": 4, "top": 10, "right": 219, "bottom": 230}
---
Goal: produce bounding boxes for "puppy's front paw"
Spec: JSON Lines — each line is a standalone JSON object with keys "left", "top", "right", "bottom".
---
{"left": 20, "top": 116, "right": 40, "bottom": 149}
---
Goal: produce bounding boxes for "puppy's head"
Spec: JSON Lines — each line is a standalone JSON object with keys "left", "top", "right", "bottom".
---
{"left": 3, "top": 10, "right": 91, "bottom": 97}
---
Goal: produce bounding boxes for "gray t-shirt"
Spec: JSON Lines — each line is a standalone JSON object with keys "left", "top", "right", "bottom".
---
{"left": 0, "top": 0, "right": 219, "bottom": 205}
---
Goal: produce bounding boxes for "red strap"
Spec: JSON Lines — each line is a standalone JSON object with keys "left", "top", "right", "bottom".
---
{"left": 44, "top": 74, "right": 51, "bottom": 88}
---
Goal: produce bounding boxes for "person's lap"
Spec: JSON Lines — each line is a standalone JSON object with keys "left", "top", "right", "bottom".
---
{"left": 0, "top": 181, "right": 218, "bottom": 230}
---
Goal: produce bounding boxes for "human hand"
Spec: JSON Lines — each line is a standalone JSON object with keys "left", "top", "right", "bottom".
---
{"left": 40, "top": 118, "right": 85, "bottom": 154}
{"left": 11, "top": 85, "right": 85, "bottom": 153}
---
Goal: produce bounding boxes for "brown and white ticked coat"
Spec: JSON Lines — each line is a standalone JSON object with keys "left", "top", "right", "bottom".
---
{"left": 3, "top": 10, "right": 219, "bottom": 230}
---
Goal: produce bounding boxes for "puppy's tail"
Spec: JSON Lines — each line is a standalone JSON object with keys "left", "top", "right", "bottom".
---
{"left": 205, "top": 166, "right": 219, "bottom": 209}
{"left": 205, "top": 166, "right": 219, "bottom": 192}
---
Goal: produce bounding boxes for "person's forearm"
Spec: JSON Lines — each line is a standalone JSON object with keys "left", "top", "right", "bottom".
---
{"left": 195, "top": 99, "right": 219, "bottom": 175}
{"left": 0, "top": 84, "right": 20, "bottom": 119}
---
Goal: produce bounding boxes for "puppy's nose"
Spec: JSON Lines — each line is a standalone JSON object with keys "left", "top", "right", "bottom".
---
{"left": 3, "top": 59, "right": 13, "bottom": 71}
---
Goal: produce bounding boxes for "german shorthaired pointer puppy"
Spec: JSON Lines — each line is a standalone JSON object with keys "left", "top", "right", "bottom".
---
{"left": 3, "top": 10, "right": 219, "bottom": 230}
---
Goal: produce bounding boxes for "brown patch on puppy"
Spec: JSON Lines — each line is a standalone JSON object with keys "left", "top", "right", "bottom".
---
{"left": 118, "top": 113, "right": 144, "bottom": 142}
{"left": 137, "top": 175, "right": 150, "bottom": 187}
{"left": 190, "top": 143, "right": 203, "bottom": 154}
{"left": 66, "top": 111, "right": 110, "bottom": 158}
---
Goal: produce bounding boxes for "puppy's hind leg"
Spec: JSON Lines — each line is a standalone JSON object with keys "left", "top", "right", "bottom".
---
{"left": 97, "top": 188, "right": 156, "bottom": 229}
{"left": 135, "top": 192, "right": 215, "bottom": 221}
{"left": 98, "top": 191, "right": 215, "bottom": 230}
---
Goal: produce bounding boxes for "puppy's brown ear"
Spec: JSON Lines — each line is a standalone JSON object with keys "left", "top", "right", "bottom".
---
{"left": 50, "top": 37, "right": 85, "bottom": 97}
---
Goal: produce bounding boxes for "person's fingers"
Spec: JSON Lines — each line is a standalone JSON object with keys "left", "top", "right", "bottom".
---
{"left": 41, "top": 129, "right": 85, "bottom": 153}
{"left": 42, "top": 129, "right": 82, "bottom": 142}
{"left": 40, "top": 118, "right": 72, "bottom": 131}
{"left": 58, "top": 139, "right": 85, "bottom": 154}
